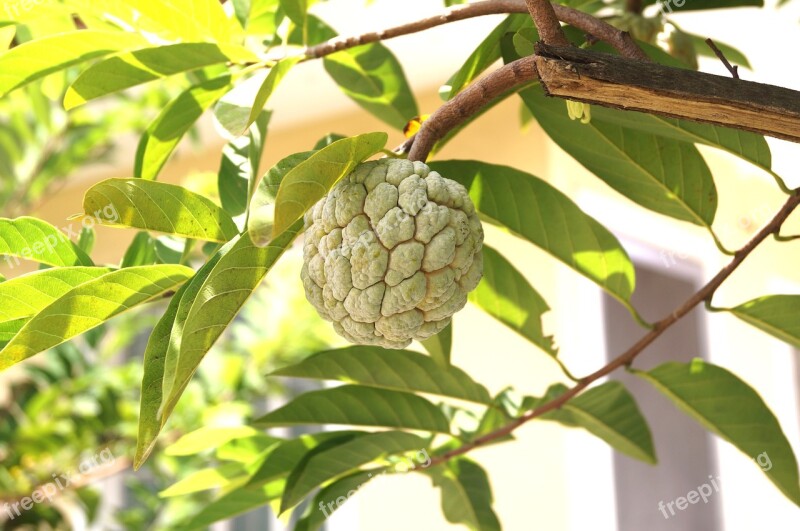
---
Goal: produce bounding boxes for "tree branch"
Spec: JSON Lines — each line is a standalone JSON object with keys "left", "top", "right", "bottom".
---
{"left": 305, "top": 0, "right": 649, "bottom": 62}
{"left": 407, "top": 55, "right": 540, "bottom": 162}
{"left": 524, "top": 0, "right": 570, "bottom": 46}
{"left": 534, "top": 44, "right": 800, "bottom": 144}
{"left": 429, "top": 190, "right": 800, "bottom": 467}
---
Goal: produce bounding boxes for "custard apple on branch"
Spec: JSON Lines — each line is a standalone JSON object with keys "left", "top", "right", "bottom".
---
{"left": 301, "top": 158, "right": 484, "bottom": 349}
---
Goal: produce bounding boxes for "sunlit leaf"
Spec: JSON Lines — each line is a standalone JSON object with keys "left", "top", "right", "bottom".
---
{"left": 0, "top": 265, "right": 193, "bottom": 371}
{"left": 83, "top": 178, "right": 239, "bottom": 242}
{"left": 0, "top": 217, "right": 93, "bottom": 268}
{"left": 729, "top": 295, "right": 800, "bottom": 349}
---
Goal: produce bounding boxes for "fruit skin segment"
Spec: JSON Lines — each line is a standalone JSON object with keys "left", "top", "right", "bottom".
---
{"left": 301, "top": 158, "right": 484, "bottom": 348}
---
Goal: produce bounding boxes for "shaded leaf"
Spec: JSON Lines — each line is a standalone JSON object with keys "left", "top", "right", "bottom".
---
{"left": 218, "top": 111, "right": 271, "bottom": 216}
{"left": 428, "top": 160, "right": 636, "bottom": 305}
{"left": 521, "top": 86, "right": 718, "bottom": 226}
{"left": 253, "top": 385, "right": 452, "bottom": 433}
{"left": 281, "top": 430, "right": 426, "bottom": 512}
{"left": 636, "top": 359, "right": 800, "bottom": 505}
{"left": 544, "top": 382, "right": 656, "bottom": 464}
{"left": 421, "top": 321, "right": 452, "bottom": 366}
{"left": 120, "top": 232, "right": 158, "bottom": 267}
{"left": 426, "top": 458, "right": 501, "bottom": 531}
{"left": 83, "top": 178, "right": 239, "bottom": 242}
{"left": 324, "top": 43, "right": 418, "bottom": 130}
{"left": 729, "top": 295, "right": 800, "bottom": 349}
{"left": 294, "top": 470, "right": 375, "bottom": 531}
{"left": 271, "top": 346, "right": 491, "bottom": 404}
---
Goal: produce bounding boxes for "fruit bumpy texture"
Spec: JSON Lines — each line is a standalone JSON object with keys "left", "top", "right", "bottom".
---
{"left": 301, "top": 158, "right": 484, "bottom": 348}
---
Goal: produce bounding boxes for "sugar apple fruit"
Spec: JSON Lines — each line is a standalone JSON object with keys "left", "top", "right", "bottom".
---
{"left": 301, "top": 158, "right": 484, "bottom": 349}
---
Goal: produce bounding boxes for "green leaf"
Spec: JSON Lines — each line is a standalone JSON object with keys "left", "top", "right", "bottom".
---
{"left": 473, "top": 245, "right": 554, "bottom": 355}
{"left": 0, "top": 30, "right": 148, "bottom": 96}
{"left": 120, "top": 232, "right": 158, "bottom": 268}
{"left": 64, "top": 43, "right": 255, "bottom": 110}
{"left": 428, "top": 160, "right": 636, "bottom": 305}
{"left": 118, "top": 0, "right": 242, "bottom": 43}
{"left": 248, "top": 150, "right": 314, "bottom": 245}
{"left": 645, "top": 0, "right": 762, "bottom": 12}
{"left": 636, "top": 359, "right": 800, "bottom": 505}
{"left": 181, "top": 479, "right": 284, "bottom": 530}
{"left": 587, "top": 106, "right": 774, "bottom": 183}
{"left": 293, "top": 470, "right": 375, "bottom": 531}
{"left": 0, "top": 265, "right": 193, "bottom": 371}
{"left": 160, "top": 462, "right": 249, "bottom": 497}
{"left": 218, "top": 112, "right": 271, "bottom": 216}
{"left": 426, "top": 458, "right": 501, "bottom": 531}
{"left": 0, "top": 217, "right": 94, "bottom": 268}
{"left": 165, "top": 426, "right": 264, "bottom": 456}
{"left": 324, "top": 43, "right": 418, "bottom": 130}
{"left": 687, "top": 33, "right": 750, "bottom": 68}
{"left": 253, "top": 385, "right": 452, "bottom": 433}
{"left": 271, "top": 346, "right": 491, "bottom": 404}
{"left": 213, "top": 58, "right": 300, "bottom": 137}
{"left": 135, "top": 75, "right": 233, "bottom": 180}
{"left": 270, "top": 132, "right": 387, "bottom": 240}
{"left": 82, "top": 178, "right": 239, "bottom": 242}
{"left": 544, "top": 382, "right": 656, "bottom": 464}
{"left": 247, "top": 431, "right": 362, "bottom": 487}
{"left": 421, "top": 321, "right": 452, "bottom": 366}
{"left": 443, "top": 14, "right": 531, "bottom": 100}
{"left": 135, "top": 277, "right": 198, "bottom": 469}
{"left": 313, "top": 133, "right": 346, "bottom": 150}
{"left": 0, "top": 267, "right": 112, "bottom": 336}
{"left": 729, "top": 295, "right": 800, "bottom": 349}
{"left": 281, "top": 430, "right": 426, "bottom": 512}
{"left": 279, "top": 0, "right": 320, "bottom": 37}
{"left": 521, "top": 86, "right": 718, "bottom": 227}
{"left": 161, "top": 225, "right": 301, "bottom": 422}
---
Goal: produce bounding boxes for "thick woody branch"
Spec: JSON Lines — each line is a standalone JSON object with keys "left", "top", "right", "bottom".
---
{"left": 407, "top": 56, "right": 539, "bottom": 162}
{"left": 524, "top": 0, "right": 570, "bottom": 46}
{"left": 534, "top": 44, "right": 800, "bottom": 143}
{"left": 306, "top": 0, "right": 648, "bottom": 61}
{"left": 429, "top": 190, "right": 800, "bottom": 467}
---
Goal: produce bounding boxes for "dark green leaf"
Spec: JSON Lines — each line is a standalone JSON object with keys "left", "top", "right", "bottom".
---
{"left": 636, "top": 359, "right": 800, "bottom": 505}
{"left": 218, "top": 111, "right": 272, "bottom": 216}
{"left": 426, "top": 458, "right": 501, "bottom": 531}
{"left": 272, "top": 346, "right": 491, "bottom": 404}
{"left": 428, "top": 160, "right": 636, "bottom": 306}
{"left": 421, "top": 321, "right": 452, "bottom": 366}
{"left": 521, "top": 86, "right": 718, "bottom": 226}
{"left": 253, "top": 385, "right": 452, "bottom": 433}
{"left": 324, "top": 43, "right": 418, "bottom": 130}
{"left": 294, "top": 470, "right": 375, "bottom": 531}
{"left": 120, "top": 232, "right": 158, "bottom": 268}
{"left": 729, "top": 295, "right": 800, "bottom": 349}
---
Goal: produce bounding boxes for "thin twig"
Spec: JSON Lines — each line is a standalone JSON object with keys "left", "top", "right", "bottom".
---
{"left": 705, "top": 38, "right": 740, "bottom": 79}
{"left": 407, "top": 56, "right": 540, "bottom": 162}
{"left": 428, "top": 191, "right": 800, "bottom": 467}
{"left": 525, "top": 0, "right": 570, "bottom": 46}
{"left": 305, "top": 0, "right": 649, "bottom": 62}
